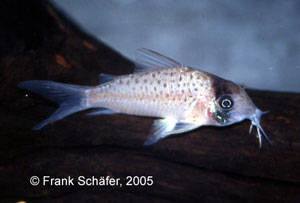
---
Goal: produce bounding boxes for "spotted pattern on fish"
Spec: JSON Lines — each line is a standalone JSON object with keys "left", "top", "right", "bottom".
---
{"left": 86, "top": 67, "right": 213, "bottom": 124}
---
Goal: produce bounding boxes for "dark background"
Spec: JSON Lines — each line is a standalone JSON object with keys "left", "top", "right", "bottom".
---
{"left": 0, "top": 0, "right": 299, "bottom": 202}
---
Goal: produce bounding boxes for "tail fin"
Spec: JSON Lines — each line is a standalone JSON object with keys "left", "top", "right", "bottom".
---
{"left": 18, "top": 80, "right": 90, "bottom": 130}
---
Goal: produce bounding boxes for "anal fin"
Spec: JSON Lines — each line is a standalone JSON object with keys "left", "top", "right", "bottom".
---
{"left": 86, "top": 108, "right": 118, "bottom": 116}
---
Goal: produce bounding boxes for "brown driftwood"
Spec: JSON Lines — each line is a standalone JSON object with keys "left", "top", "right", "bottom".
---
{"left": 0, "top": 1, "right": 300, "bottom": 202}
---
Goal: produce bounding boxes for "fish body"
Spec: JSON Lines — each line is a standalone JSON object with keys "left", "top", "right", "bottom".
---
{"left": 19, "top": 49, "right": 271, "bottom": 147}
{"left": 88, "top": 67, "right": 212, "bottom": 124}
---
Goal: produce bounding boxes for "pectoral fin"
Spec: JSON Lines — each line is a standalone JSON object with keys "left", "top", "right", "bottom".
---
{"left": 144, "top": 118, "right": 199, "bottom": 145}
{"left": 172, "top": 122, "right": 200, "bottom": 134}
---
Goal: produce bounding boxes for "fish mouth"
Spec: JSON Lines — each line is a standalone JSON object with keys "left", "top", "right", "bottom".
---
{"left": 248, "top": 109, "right": 272, "bottom": 148}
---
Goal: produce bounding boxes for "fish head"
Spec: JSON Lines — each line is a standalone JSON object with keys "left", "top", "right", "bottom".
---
{"left": 208, "top": 76, "right": 271, "bottom": 148}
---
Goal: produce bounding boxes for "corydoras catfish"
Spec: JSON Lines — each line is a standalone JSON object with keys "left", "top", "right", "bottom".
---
{"left": 19, "top": 48, "right": 271, "bottom": 147}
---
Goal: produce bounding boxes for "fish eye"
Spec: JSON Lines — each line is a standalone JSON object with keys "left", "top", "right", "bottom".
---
{"left": 219, "top": 95, "right": 233, "bottom": 109}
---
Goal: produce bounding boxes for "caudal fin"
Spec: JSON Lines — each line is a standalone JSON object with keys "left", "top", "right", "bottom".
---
{"left": 18, "top": 80, "right": 90, "bottom": 130}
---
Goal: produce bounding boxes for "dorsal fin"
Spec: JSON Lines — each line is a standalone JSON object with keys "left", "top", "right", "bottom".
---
{"left": 134, "top": 48, "right": 183, "bottom": 73}
{"left": 99, "top": 73, "right": 116, "bottom": 84}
